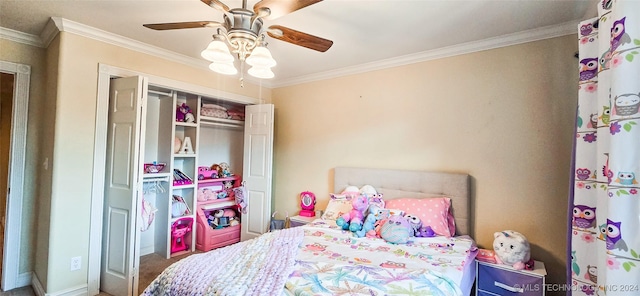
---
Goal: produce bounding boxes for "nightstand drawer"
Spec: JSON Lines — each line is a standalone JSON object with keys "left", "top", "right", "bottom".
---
{"left": 477, "top": 262, "right": 544, "bottom": 296}
{"left": 289, "top": 215, "right": 315, "bottom": 228}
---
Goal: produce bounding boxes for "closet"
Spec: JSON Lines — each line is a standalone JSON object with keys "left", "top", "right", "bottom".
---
{"left": 102, "top": 76, "right": 273, "bottom": 296}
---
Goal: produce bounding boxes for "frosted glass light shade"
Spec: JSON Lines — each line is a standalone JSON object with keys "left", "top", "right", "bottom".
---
{"left": 248, "top": 66, "right": 274, "bottom": 79}
{"left": 246, "top": 46, "right": 276, "bottom": 68}
{"left": 201, "top": 40, "right": 234, "bottom": 63}
{"left": 209, "top": 62, "right": 238, "bottom": 75}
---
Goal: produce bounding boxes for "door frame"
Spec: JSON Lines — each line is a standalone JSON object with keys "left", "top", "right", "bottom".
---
{"left": 0, "top": 61, "right": 31, "bottom": 291}
{"left": 89, "top": 64, "right": 259, "bottom": 295}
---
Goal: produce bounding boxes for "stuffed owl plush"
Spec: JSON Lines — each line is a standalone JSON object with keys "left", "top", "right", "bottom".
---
{"left": 493, "top": 230, "right": 531, "bottom": 270}
{"left": 380, "top": 215, "right": 413, "bottom": 244}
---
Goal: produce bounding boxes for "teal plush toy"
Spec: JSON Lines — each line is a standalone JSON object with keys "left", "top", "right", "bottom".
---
{"left": 380, "top": 215, "right": 413, "bottom": 244}
{"left": 355, "top": 205, "right": 389, "bottom": 237}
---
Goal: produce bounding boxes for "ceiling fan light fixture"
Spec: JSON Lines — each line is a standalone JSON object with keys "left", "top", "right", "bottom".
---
{"left": 209, "top": 61, "right": 238, "bottom": 75}
{"left": 248, "top": 66, "right": 274, "bottom": 79}
{"left": 201, "top": 39, "right": 234, "bottom": 63}
{"left": 246, "top": 45, "right": 276, "bottom": 68}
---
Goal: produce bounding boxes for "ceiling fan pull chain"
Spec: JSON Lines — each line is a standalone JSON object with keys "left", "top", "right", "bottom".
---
{"left": 239, "top": 61, "right": 245, "bottom": 88}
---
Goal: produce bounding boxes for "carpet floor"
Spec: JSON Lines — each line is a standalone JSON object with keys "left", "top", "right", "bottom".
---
{"left": 1, "top": 251, "right": 199, "bottom": 296}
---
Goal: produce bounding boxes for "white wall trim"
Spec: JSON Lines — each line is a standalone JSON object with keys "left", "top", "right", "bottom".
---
{"left": 32, "top": 273, "right": 45, "bottom": 296}
{"left": 4, "top": 16, "right": 579, "bottom": 89}
{"left": 0, "top": 60, "right": 31, "bottom": 291}
{"left": 272, "top": 19, "right": 580, "bottom": 87}
{"left": 40, "top": 18, "right": 62, "bottom": 48}
{"left": 50, "top": 17, "right": 209, "bottom": 72}
{"left": 0, "top": 27, "right": 43, "bottom": 48}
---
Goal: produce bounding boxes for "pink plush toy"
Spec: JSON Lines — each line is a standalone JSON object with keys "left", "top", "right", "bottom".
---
{"left": 336, "top": 194, "right": 369, "bottom": 232}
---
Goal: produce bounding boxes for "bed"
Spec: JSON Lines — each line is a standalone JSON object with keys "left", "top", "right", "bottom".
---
{"left": 142, "top": 167, "right": 476, "bottom": 295}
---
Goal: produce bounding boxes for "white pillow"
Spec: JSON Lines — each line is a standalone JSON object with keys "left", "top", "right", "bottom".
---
{"left": 321, "top": 195, "right": 352, "bottom": 221}
{"left": 359, "top": 184, "right": 377, "bottom": 195}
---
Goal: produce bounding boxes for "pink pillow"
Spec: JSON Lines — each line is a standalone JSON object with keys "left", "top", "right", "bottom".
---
{"left": 385, "top": 197, "right": 455, "bottom": 237}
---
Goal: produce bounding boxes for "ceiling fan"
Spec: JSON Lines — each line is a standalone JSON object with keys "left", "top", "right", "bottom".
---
{"left": 143, "top": 0, "right": 333, "bottom": 79}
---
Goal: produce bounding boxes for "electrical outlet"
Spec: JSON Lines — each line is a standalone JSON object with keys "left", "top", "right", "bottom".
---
{"left": 71, "top": 256, "right": 81, "bottom": 271}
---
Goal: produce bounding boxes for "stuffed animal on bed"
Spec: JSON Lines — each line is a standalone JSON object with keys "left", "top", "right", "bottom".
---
{"left": 380, "top": 215, "right": 413, "bottom": 244}
{"left": 405, "top": 214, "right": 422, "bottom": 237}
{"left": 493, "top": 230, "right": 531, "bottom": 270}
{"left": 336, "top": 193, "right": 369, "bottom": 232}
{"left": 417, "top": 225, "right": 436, "bottom": 237}
{"left": 355, "top": 205, "right": 389, "bottom": 237}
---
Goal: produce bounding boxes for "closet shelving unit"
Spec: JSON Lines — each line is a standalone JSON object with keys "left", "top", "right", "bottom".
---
{"left": 139, "top": 86, "right": 253, "bottom": 259}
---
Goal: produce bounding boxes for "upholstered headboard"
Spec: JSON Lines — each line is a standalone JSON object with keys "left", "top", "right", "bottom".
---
{"left": 334, "top": 167, "right": 472, "bottom": 236}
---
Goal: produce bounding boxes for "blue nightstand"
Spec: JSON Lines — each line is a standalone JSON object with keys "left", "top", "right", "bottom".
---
{"left": 476, "top": 260, "right": 547, "bottom": 296}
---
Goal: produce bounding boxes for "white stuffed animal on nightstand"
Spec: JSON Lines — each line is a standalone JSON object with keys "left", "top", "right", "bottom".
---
{"left": 493, "top": 230, "right": 531, "bottom": 270}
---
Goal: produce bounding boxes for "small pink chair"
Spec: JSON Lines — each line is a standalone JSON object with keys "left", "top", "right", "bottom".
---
{"left": 171, "top": 217, "right": 193, "bottom": 253}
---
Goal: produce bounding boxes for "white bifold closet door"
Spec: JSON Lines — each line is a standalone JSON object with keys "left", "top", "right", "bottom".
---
{"left": 241, "top": 104, "right": 274, "bottom": 241}
{"left": 102, "top": 76, "right": 147, "bottom": 296}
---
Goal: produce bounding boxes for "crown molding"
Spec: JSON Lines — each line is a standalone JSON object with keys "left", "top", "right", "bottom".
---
{"left": 272, "top": 19, "right": 580, "bottom": 88}
{"left": 2, "top": 17, "right": 578, "bottom": 89}
{"left": 39, "top": 18, "right": 61, "bottom": 48}
{"left": 49, "top": 17, "right": 211, "bottom": 71}
{"left": 0, "top": 27, "right": 43, "bottom": 48}
{"left": 51, "top": 18, "right": 272, "bottom": 88}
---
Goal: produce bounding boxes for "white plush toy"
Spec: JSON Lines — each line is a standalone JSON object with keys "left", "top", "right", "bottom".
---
{"left": 493, "top": 230, "right": 530, "bottom": 270}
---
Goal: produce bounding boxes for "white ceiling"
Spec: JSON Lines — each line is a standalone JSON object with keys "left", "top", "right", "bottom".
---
{"left": 0, "top": 0, "right": 595, "bottom": 87}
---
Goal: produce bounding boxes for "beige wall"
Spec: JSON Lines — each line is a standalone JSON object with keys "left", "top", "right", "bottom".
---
{"left": 271, "top": 35, "right": 578, "bottom": 292}
{"left": 3, "top": 31, "right": 578, "bottom": 293}
{"left": 0, "top": 39, "right": 46, "bottom": 278}
{"left": 41, "top": 32, "right": 271, "bottom": 293}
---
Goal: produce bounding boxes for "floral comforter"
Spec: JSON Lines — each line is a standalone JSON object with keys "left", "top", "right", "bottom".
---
{"left": 284, "top": 220, "right": 477, "bottom": 296}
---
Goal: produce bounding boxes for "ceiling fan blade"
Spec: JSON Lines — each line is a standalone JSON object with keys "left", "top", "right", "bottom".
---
{"left": 254, "top": 0, "right": 323, "bottom": 20}
{"left": 143, "top": 21, "right": 223, "bottom": 30}
{"left": 267, "top": 25, "right": 333, "bottom": 52}
{"left": 201, "top": 0, "right": 230, "bottom": 12}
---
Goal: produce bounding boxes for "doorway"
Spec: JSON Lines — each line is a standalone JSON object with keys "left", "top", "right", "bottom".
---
{"left": 0, "top": 61, "right": 31, "bottom": 291}
{"left": 0, "top": 71, "right": 15, "bottom": 284}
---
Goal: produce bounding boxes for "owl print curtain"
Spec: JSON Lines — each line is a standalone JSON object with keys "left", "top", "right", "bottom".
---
{"left": 571, "top": 0, "right": 640, "bottom": 295}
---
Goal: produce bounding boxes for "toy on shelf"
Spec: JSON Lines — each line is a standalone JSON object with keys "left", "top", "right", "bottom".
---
{"left": 144, "top": 162, "right": 166, "bottom": 174}
{"left": 299, "top": 191, "right": 316, "bottom": 217}
{"left": 171, "top": 217, "right": 193, "bottom": 253}
{"left": 198, "top": 166, "right": 219, "bottom": 180}
{"left": 211, "top": 164, "right": 223, "bottom": 178}
{"left": 176, "top": 103, "right": 195, "bottom": 123}
{"left": 173, "top": 169, "right": 193, "bottom": 186}
{"left": 219, "top": 162, "right": 233, "bottom": 177}
{"left": 171, "top": 195, "right": 191, "bottom": 217}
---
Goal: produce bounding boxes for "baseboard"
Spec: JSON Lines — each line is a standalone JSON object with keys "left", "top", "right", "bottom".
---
{"left": 16, "top": 272, "right": 32, "bottom": 287}
{"left": 31, "top": 274, "right": 88, "bottom": 296}
{"left": 32, "top": 274, "right": 45, "bottom": 296}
